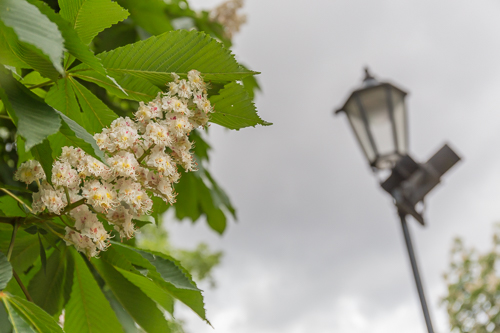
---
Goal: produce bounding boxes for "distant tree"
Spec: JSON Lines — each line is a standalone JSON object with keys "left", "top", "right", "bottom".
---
{"left": 443, "top": 226, "right": 500, "bottom": 333}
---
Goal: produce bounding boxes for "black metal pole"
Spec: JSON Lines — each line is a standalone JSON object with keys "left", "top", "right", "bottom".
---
{"left": 398, "top": 210, "right": 434, "bottom": 333}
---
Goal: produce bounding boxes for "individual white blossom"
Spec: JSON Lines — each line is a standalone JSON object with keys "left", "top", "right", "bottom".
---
{"left": 16, "top": 69, "right": 214, "bottom": 258}
{"left": 52, "top": 161, "right": 79, "bottom": 188}
{"left": 14, "top": 160, "right": 45, "bottom": 184}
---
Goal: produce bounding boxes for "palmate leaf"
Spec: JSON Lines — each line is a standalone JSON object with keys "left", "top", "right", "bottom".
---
{"left": 70, "top": 30, "right": 257, "bottom": 86}
{"left": 29, "top": 0, "right": 110, "bottom": 78}
{"left": 91, "top": 258, "right": 172, "bottom": 333}
{"left": 210, "top": 81, "right": 271, "bottom": 130}
{"left": 0, "top": 0, "right": 64, "bottom": 75}
{"left": 0, "top": 69, "right": 61, "bottom": 150}
{"left": 0, "top": 293, "right": 64, "bottom": 333}
{"left": 70, "top": 79, "right": 118, "bottom": 134}
{"left": 47, "top": 77, "right": 118, "bottom": 134}
{"left": 59, "top": 0, "right": 129, "bottom": 46}
{"left": 65, "top": 248, "right": 123, "bottom": 333}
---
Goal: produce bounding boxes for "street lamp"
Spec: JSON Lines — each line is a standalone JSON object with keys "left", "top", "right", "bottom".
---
{"left": 335, "top": 68, "right": 461, "bottom": 333}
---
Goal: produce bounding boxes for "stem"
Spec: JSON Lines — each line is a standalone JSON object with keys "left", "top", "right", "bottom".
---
{"left": 13, "top": 270, "right": 33, "bottom": 302}
{"left": 63, "top": 187, "right": 71, "bottom": 205}
{"left": 0, "top": 188, "right": 32, "bottom": 212}
{"left": 0, "top": 114, "right": 11, "bottom": 120}
{"left": 58, "top": 216, "right": 76, "bottom": 231}
{"left": 62, "top": 198, "right": 86, "bottom": 214}
{"left": 137, "top": 144, "right": 155, "bottom": 164}
{"left": 28, "top": 80, "right": 53, "bottom": 90}
{"left": 36, "top": 179, "right": 41, "bottom": 189}
{"left": 6, "top": 221, "right": 19, "bottom": 261}
{"left": 42, "top": 221, "right": 65, "bottom": 239}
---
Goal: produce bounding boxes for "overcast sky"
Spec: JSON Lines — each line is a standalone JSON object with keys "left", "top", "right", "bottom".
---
{"left": 165, "top": 1, "right": 500, "bottom": 332}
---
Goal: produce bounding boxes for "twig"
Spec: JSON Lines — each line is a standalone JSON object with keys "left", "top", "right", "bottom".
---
{"left": 62, "top": 198, "right": 86, "bottom": 214}
{"left": 137, "top": 144, "right": 155, "bottom": 164}
{"left": 13, "top": 270, "right": 33, "bottom": 302}
{"left": 0, "top": 188, "right": 32, "bottom": 212}
{"left": 63, "top": 187, "right": 71, "bottom": 206}
{"left": 6, "top": 221, "right": 19, "bottom": 261}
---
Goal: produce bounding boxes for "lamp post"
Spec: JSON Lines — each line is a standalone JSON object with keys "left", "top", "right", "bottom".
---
{"left": 335, "top": 68, "right": 461, "bottom": 333}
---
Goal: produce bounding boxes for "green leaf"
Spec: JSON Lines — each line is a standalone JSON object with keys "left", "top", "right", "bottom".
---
{"left": 151, "top": 196, "right": 169, "bottom": 224}
{"left": 62, "top": 245, "right": 74, "bottom": 307}
{"left": 0, "top": 0, "right": 64, "bottom": 75}
{"left": 70, "top": 78, "right": 118, "bottom": 134}
{"left": 20, "top": 71, "right": 48, "bottom": 98}
{"left": 71, "top": 30, "right": 256, "bottom": 86}
{"left": 56, "top": 111, "right": 107, "bottom": 163}
{"left": 15, "top": 136, "right": 33, "bottom": 167}
{"left": 46, "top": 78, "right": 82, "bottom": 126}
{"left": 71, "top": 70, "right": 161, "bottom": 102}
{"left": 0, "top": 232, "right": 38, "bottom": 273}
{"left": 210, "top": 81, "right": 271, "bottom": 130}
{"left": 0, "top": 69, "right": 61, "bottom": 150}
{"left": 205, "top": 169, "right": 236, "bottom": 219}
{"left": 0, "top": 196, "right": 27, "bottom": 218}
{"left": 29, "top": 0, "right": 110, "bottom": 78}
{"left": 115, "top": 267, "right": 174, "bottom": 315}
{"left": 132, "top": 219, "right": 152, "bottom": 229}
{"left": 240, "top": 65, "right": 261, "bottom": 100}
{"left": 27, "top": 247, "right": 66, "bottom": 315}
{"left": 1, "top": 293, "right": 64, "bottom": 333}
{"left": 174, "top": 172, "right": 201, "bottom": 221}
{"left": 131, "top": 248, "right": 199, "bottom": 291}
{"left": 0, "top": 21, "right": 59, "bottom": 79}
{"left": 59, "top": 0, "right": 129, "bottom": 46}
{"left": 37, "top": 234, "right": 46, "bottom": 276}
{"left": 65, "top": 249, "right": 123, "bottom": 333}
{"left": 91, "top": 258, "right": 172, "bottom": 333}
{"left": 2, "top": 298, "right": 35, "bottom": 333}
{"left": 116, "top": 0, "right": 174, "bottom": 35}
{"left": 31, "top": 139, "right": 53, "bottom": 186}
{"left": 196, "top": 175, "right": 226, "bottom": 234}
{"left": 0, "top": 251, "right": 12, "bottom": 290}
{"left": 102, "top": 289, "right": 139, "bottom": 333}
{"left": 107, "top": 244, "right": 209, "bottom": 322}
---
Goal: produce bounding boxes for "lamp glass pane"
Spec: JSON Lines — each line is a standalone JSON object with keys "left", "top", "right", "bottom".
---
{"left": 359, "top": 86, "right": 395, "bottom": 157}
{"left": 391, "top": 89, "right": 407, "bottom": 155}
{"left": 344, "top": 99, "right": 376, "bottom": 163}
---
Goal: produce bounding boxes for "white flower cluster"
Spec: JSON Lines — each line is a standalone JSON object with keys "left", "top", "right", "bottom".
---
{"left": 14, "top": 70, "right": 213, "bottom": 258}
